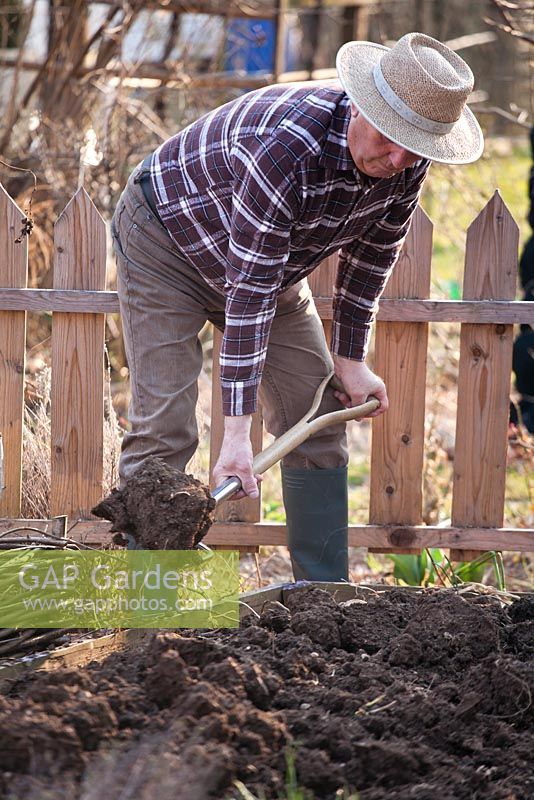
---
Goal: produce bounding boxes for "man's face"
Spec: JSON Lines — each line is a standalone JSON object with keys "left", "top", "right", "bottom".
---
{"left": 347, "top": 106, "right": 421, "bottom": 178}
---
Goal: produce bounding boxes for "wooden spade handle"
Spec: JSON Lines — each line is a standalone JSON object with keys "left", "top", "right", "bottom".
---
{"left": 211, "top": 371, "right": 380, "bottom": 503}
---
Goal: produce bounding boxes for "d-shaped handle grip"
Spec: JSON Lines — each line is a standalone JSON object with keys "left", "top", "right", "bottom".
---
{"left": 211, "top": 371, "right": 379, "bottom": 503}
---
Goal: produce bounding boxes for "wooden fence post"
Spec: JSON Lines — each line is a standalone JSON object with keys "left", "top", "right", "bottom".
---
{"left": 308, "top": 252, "right": 338, "bottom": 347}
{"left": 209, "top": 328, "right": 262, "bottom": 551}
{"left": 0, "top": 185, "right": 28, "bottom": 517}
{"left": 451, "top": 191, "right": 519, "bottom": 561}
{"left": 369, "top": 207, "right": 433, "bottom": 552}
{"left": 51, "top": 189, "right": 106, "bottom": 518}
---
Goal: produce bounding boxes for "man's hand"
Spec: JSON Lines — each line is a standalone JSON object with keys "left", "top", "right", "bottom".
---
{"left": 332, "top": 355, "right": 388, "bottom": 418}
{"left": 212, "top": 415, "right": 262, "bottom": 499}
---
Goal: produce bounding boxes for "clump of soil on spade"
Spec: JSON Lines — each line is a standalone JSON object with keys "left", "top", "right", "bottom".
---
{"left": 1, "top": 587, "right": 534, "bottom": 799}
{"left": 91, "top": 456, "right": 216, "bottom": 549}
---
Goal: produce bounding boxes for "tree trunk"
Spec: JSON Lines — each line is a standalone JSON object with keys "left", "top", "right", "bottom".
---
{"left": 39, "top": 0, "right": 89, "bottom": 125}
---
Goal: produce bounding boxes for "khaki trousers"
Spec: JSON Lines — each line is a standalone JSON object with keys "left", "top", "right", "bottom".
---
{"left": 111, "top": 165, "right": 348, "bottom": 484}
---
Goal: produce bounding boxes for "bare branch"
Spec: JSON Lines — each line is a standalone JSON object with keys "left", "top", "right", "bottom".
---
{"left": 472, "top": 104, "right": 532, "bottom": 128}
{"left": 490, "top": 0, "right": 518, "bottom": 28}
{"left": 484, "top": 15, "right": 534, "bottom": 45}
{"left": 444, "top": 32, "right": 498, "bottom": 51}
{"left": 91, "top": 79, "right": 171, "bottom": 141}
{"left": 96, "top": 0, "right": 276, "bottom": 18}
{"left": 493, "top": 0, "right": 534, "bottom": 8}
{"left": 0, "top": 0, "right": 38, "bottom": 151}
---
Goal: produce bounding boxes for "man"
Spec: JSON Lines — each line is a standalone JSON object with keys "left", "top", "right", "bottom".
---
{"left": 511, "top": 126, "right": 534, "bottom": 433}
{"left": 111, "top": 32, "right": 483, "bottom": 580}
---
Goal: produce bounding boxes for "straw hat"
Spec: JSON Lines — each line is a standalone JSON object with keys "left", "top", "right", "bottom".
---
{"left": 336, "top": 32, "right": 484, "bottom": 164}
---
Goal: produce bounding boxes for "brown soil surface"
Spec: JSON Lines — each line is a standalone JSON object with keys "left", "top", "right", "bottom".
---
{"left": 1, "top": 586, "right": 533, "bottom": 799}
{"left": 91, "top": 456, "right": 216, "bottom": 549}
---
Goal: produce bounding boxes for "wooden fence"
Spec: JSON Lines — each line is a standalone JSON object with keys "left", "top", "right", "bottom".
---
{"left": 1, "top": 183, "right": 533, "bottom": 556}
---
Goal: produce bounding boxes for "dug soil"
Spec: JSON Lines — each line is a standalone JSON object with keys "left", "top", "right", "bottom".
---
{"left": 91, "top": 456, "right": 216, "bottom": 549}
{"left": 1, "top": 586, "right": 533, "bottom": 799}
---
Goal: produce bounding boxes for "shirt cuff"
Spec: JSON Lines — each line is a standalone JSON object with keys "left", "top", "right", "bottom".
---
{"left": 221, "top": 378, "right": 260, "bottom": 416}
{"left": 331, "top": 318, "right": 369, "bottom": 361}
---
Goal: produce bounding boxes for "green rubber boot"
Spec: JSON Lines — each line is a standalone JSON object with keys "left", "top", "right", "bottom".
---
{"left": 281, "top": 465, "right": 349, "bottom": 582}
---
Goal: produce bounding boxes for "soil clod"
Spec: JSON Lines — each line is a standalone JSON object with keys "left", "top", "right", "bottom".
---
{"left": 91, "top": 456, "right": 216, "bottom": 549}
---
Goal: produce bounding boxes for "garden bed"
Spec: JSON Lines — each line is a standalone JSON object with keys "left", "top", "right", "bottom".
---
{"left": 0, "top": 583, "right": 533, "bottom": 799}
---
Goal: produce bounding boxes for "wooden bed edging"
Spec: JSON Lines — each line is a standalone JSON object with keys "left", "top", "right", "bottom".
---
{"left": 0, "top": 629, "right": 149, "bottom": 691}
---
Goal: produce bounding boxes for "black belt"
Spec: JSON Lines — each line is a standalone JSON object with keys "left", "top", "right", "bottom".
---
{"left": 133, "top": 156, "right": 163, "bottom": 225}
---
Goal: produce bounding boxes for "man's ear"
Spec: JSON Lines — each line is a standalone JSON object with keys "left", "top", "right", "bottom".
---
{"left": 350, "top": 102, "right": 358, "bottom": 118}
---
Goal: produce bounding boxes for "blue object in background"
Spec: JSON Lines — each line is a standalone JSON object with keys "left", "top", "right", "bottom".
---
{"left": 224, "top": 19, "right": 276, "bottom": 73}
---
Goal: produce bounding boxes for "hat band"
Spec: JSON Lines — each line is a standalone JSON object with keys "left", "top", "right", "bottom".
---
{"left": 372, "top": 63, "right": 456, "bottom": 135}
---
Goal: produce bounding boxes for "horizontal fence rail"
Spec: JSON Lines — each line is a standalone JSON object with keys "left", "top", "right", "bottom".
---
{"left": 1, "top": 519, "right": 532, "bottom": 553}
{"left": 0, "top": 184, "right": 533, "bottom": 554}
{"left": 0, "top": 289, "right": 533, "bottom": 322}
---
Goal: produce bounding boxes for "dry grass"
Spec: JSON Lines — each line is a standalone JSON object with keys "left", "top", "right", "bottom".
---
{"left": 102, "top": 350, "right": 122, "bottom": 497}
{"left": 21, "top": 366, "right": 122, "bottom": 519}
{"left": 21, "top": 368, "right": 51, "bottom": 519}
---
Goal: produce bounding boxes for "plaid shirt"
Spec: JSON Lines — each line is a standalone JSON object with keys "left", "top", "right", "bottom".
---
{"left": 151, "top": 85, "right": 430, "bottom": 415}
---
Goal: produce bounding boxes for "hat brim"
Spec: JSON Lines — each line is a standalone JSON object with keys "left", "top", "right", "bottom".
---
{"left": 336, "top": 41, "right": 484, "bottom": 165}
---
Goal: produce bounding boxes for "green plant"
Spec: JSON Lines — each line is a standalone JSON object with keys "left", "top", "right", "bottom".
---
{"left": 382, "top": 548, "right": 506, "bottom": 590}
{"left": 283, "top": 749, "right": 308, "bottom": 800}
{"left": 386, "top": 549, "right": 442, "bottom": 586}
{"left": 232, "top": 748, "right": 359, "bottom": 800}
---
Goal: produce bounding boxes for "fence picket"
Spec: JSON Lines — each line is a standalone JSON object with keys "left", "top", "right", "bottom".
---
{"left": 369, "top": 207, "right": 433, "bottom": 551}
{"left": 451, "top": 192, "right": 519, "bottom": 561}
{"left": 51, "top": 189, "right": 106, "bottom": 517}
{"left": 0, "top": 185, "right": 28, "bottom": 517}
{"left": 209, "top": 328, "right": 262, "bottom": 550}
{"left": 308, "top": 252, "right": 338, "bottom": 347}
{"left": 307, "top": 252, "right": 338, "bottom": 299}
